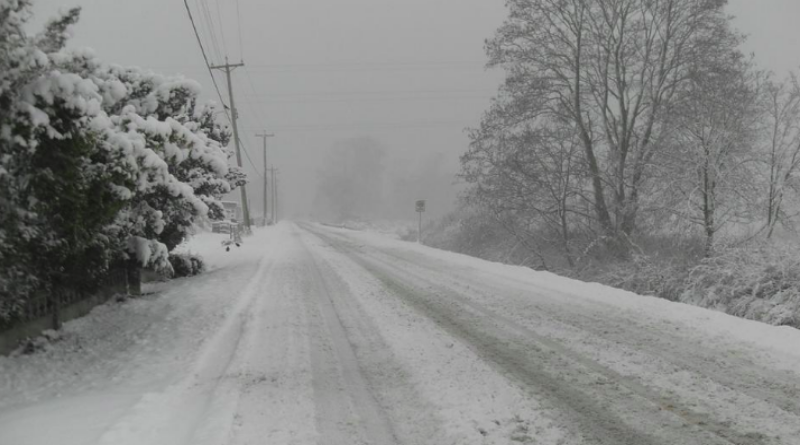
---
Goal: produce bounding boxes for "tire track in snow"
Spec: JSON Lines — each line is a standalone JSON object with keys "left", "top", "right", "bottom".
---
{"left": 322, "top": 228, "right": 800, "bottom": 444}
{"left": 300, "top": 226, "right": 574, "bottom": 445}
{"left": 225, "top": 232, "right": 317, "bottom": 445}
{"left": 95, "top": 249, "right": 276, "bottom": 445}
{"left": 306, "top": 224, "right": 762, "bottom": 445}
{"left": 299, "top": 236, "right": 399, "bottom": 445}
{"left": 379, "top": 244, "right": 800, "bottom": 420}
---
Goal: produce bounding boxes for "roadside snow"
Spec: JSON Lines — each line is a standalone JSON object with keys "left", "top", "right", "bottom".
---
{"left": 0, "top": 226, "right": 282, "bottom": 445}
{"left": 317, "top": 224, "right": 800, "bottom": 376}
{"left": 320, "top": 219, "right": 415, "bottom": 240}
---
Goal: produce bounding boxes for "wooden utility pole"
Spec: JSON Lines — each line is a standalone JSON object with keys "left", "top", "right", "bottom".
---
{"left": 255, "top": 131, "right": 274, "bottom": 225}
{"left": 210, "top": 58, "right": 251, "bottom": 229}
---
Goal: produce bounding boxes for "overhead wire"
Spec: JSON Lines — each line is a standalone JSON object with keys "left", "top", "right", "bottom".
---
{"left": 250, "top": 88, "right": 494, "bottom": 97}
{"left": 181, "top": 0, "right": 231, "bottom": 124}
{"left": 146, "top": 60, "right": 486, "bottom": 73}
{"left": 247, "top": 95, "right": 491, "bottom": 105}
{"left": 213, "top": 0, "right": 229, "bottom": 56}
{"left": 241, "top": 120, "right": 474, "bottom": 131}
{"left": 233, "top": 0, "right": 264, "bottom": 124}
{"left": 185, "top": 0, "right": 263, "bottom": 182}
{"left": 198, "top": 0, "right": 224, "bottom": 63}
{"left": 229, "top": 0, "right": 267, "bottom": 180}
{"left": 188, "top": 3, "right": 214, "bottom": 64}
{"left": 239, "top": 139, "right": 265, "bottom": 178}
{"left": 235, "top": 0, "right": 245, "bottom": 62}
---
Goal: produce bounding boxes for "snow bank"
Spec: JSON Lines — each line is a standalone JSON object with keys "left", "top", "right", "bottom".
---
{"left": 321, "top": 224, "right": 800, "bottom": 373}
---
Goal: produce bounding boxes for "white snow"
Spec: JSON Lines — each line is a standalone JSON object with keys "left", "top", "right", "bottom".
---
{"left": 0, "top": 226, "right": 284, "bottom": 445}
{"left": 2, "top": 222, "right": 800, "bottom": 445}
{"left": 322, "top": 223, "right": 800, "bottom": 375}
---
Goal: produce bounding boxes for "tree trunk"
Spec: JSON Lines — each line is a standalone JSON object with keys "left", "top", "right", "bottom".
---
{"left": 579, "top": 132, "right": 613, "bottom": 234}
{"left": 705, "top": 225, "right": 714, "bottom": 258}
{"left": 703, "top": 166, "right": 715, "bottom": 258}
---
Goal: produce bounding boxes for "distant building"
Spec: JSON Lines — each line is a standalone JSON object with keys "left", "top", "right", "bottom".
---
{"left": 221, "top": 201, "right": 242, "bottom": 221}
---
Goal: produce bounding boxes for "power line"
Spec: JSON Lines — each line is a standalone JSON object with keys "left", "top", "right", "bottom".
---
{"left": 198, "top": 0, "right": 223, "bottom": 63}
{"left": 242, "top": 120, "right": 474, "bottom": 131}
{"left": 249, "top": 88, "right": 495, "bottom": 98}
{"left": 248, "top": 61, "right": 484, "bottom": 69}
{"left": 245, "top": 65, "right": 487, "bottom": 74}
{"left": 235, "top": 0, "right": 245, "bottom": 61}
{"left": 237, "top": 69, "right": 266, "bottom": 123}
{"left": 213, "top": 0, "right": 229, "bottom": 55}
{"left": 186, "top": 4, "right": 261, "bottom": 175}
{"left": 182, "top": 0, "right": 231, "bottom": 124}
{"left": 240, "top": 139, "right": 264, "bottom": 178}
{"left": 187, "top": 0, "right": 264, "bottom": 229}
{"left": 189, "top": 3, "right": 215, "bottom": 65}
{"left": 144, "top": 60, "right": 487, "bottom": 72}
{"left": 245, "top": 95, "right": 491, "bottom": 105}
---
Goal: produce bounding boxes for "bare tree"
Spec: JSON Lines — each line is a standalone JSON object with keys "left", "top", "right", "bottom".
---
{"left": 463, "top": 121, "right": 586, "bottom": 268}
{"left": 481, "top": 0, "right": 742, "bottom": 237}
{"left": 762, "top": 74, "right": 800, "bottom": 238}
{"left": 669, "top": 53, "right": 762, "bottom": 256}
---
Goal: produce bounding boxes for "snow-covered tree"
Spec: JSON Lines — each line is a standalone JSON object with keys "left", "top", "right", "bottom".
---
{"left": 0, "top": 1, "right": 245, "bottom": 320}
{"left": 762, "top": 75, "right": 800, "bottom": 237}
{"left": 668, "top": 53, "right": 762, "bottom": 256}
{"left": 479, "top": 0, "right": 743, "bottom": 237}
{"left": 0, "top": 2, "right": 136, "bottom": 318}
{"left": 55, "top": 57, "right": 244, "bottom": 251}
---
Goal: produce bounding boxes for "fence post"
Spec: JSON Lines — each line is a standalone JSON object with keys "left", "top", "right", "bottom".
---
{"left": 127, "top": 263, "right": 141, "bottom": 296}
{"left": 50, "top": 292, "right": 61, "bottom": 330}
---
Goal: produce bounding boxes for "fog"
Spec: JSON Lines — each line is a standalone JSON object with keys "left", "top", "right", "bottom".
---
{"left": 31, "top": 0, "right": 800, "bottom": 222}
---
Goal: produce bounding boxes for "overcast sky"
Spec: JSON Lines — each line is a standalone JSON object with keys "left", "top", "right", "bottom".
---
{"left": 31, "top": 0, "right": 800, "bottom": 219}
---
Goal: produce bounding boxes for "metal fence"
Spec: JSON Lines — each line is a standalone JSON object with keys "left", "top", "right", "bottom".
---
{"left": 1, "top": 267, "right": 131, "bottom": 333}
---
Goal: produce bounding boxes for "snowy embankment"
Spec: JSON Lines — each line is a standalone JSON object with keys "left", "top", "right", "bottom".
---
{"left": 307, "top": 223, "right": 800, "bottom": 444}
{"left": 320, "top": 224, "right": 800, "bottom": 374}
{"left": 0, "top": 227, "right": 281, "bottom": 445}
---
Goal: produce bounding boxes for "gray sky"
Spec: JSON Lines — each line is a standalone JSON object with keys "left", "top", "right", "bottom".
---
{"left": 31, "top": 0, "right": 800, "bottom": 219}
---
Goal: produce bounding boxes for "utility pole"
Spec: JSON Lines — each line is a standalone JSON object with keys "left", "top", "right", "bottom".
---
{"left": 255, "top": 131, "right": 274, "bottom": 225}
{"left": 210, "top": 58, "right": 251, "bottom": 230}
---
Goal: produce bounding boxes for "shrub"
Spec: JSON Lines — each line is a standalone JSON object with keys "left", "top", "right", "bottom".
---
{"left": 680, "top": 243, "right": 800, "bottom": 327}
{"left": 168, "top": 253, "right": 206, "bottom": 278}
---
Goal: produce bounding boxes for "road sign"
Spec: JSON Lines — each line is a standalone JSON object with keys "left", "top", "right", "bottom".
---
{"left": 416, "top": 200, "right": 426, "bottom": 213}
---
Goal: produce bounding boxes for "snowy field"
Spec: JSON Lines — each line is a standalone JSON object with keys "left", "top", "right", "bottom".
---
{"left": 2, "top": 222, "right": 800, "bottom": 445}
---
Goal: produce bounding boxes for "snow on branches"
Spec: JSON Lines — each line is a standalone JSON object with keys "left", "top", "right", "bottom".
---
{"left": 0, "top": 1, "right": 243, "bottom": 320}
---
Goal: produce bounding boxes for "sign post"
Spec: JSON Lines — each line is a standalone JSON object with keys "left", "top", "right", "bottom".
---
{"left": 415, "top": 200, "right": 426, "bottom": 243}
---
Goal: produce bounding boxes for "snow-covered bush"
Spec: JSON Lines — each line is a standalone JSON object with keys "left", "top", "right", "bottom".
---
{"left": 168, "top": 252, "right": 205, "bottom": 278}
{"left": 87, "top": 65, "right": 244, "bottom": 251}
{"left": 680, "top": 243, "right": 800, "bottom": 327}
{"left": 597, "top": 254, "right": 688, "bottom": 302}
{"left": 0, "top": 1, "right": 243, "bottom": 321}
{"left": 0, "top": 2, "right": 132, "bottom": 318}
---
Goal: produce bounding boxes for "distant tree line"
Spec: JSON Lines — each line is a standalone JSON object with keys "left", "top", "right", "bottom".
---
{"left": 0, "top": 1, "right": 245, "bottom": 321}
{"left": 460, "top": 0, "right": 800, "bottom": 269}
{"left": 313, "top": 137, "right": 457, "bottom": 221}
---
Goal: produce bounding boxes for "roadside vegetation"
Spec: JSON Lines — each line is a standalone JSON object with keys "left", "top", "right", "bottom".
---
{"left": 0, "top": 1, "right": 245, "bottom": 322}
{"left": 418, "top": 0, "right": 800, "bottom": 328}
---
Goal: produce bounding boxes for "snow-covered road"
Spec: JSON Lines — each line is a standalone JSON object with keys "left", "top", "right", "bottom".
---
{"left": 2, "top": 222, "right": 800, "bottom": 445}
